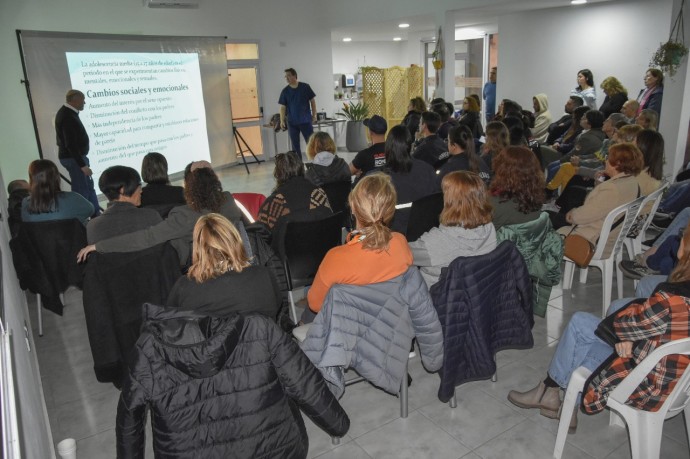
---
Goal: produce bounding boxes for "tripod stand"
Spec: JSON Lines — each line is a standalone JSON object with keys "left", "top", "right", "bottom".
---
{"left": 233, "top": 126, "right": 263, "bottom": 174}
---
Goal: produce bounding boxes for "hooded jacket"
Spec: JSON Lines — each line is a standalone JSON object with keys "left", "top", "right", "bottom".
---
{"left": 305, "top": 152, "right": 351, "bottom": 187}
{"left": 117, "top": 304, "right": 349, "bottom": 458}
{"left": 532, "top": 93, "right": 552, "bottom": 144}
{"left": 410, "top": 223, "right": 498, "bottom": 288}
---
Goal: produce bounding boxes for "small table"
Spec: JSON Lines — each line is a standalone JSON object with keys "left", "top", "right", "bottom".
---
{"left": 264, "top": 119, "right": 348, "bottom": 156}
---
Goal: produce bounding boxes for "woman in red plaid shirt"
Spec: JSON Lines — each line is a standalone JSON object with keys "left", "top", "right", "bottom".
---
{"left": 507, "top": 223, "right": 690, "bottom": 432}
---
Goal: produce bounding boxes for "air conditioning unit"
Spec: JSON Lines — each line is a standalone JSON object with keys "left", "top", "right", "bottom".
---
{"left": 144, "top": 0, "right": 199, "bottom": 9}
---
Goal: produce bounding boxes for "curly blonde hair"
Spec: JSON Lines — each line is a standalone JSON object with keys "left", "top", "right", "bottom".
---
{"left": 187, "top": 214, "right": 250, "bottom": 283}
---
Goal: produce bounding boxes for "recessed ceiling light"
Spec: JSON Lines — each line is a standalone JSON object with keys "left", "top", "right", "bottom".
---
{"left": 571, "top": 0, "right": 587, "bottom": 4}
{"left": 342, "top": 37, "right": 352, "bottom": 42}
{"left": 393, "top": 37, "right": 402, "bottom": 41}
{"left": 398, "top": 23, "right": 410, "bottom": 28}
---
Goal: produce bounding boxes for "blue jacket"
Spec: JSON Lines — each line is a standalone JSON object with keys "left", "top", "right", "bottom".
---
{"left": 430, "top": 241, "right": 534, "bottom": 402}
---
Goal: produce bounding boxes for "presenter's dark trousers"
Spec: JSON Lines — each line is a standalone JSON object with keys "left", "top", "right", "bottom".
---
{"left": 60, "top": 156, "right": 101, "bottom": 217}
{"left": 287, "top": 121, "right": 313, "bottom": 160}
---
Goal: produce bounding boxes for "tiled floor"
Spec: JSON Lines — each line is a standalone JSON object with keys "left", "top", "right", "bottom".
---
{"left": 32, "top": 156, "right": 690, "bottom": 458}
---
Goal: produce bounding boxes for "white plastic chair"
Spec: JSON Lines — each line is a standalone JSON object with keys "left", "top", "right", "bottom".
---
{"left": 623, "top": 182, "right": 669, "bottom": 258}
{"left": 562, "top": 195, "right": 645, "bottom": 317}
{"left": 554, "top": 337, "right": 690, "bottom": 459}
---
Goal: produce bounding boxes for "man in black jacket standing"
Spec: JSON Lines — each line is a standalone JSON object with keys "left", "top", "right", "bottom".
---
{"left": 56, "top": 89, "right": 100, "bottom": 216}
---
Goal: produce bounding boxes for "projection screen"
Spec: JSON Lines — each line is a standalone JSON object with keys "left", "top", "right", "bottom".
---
{"left": 17, "top": 30, "right": 235, "bottom": 187}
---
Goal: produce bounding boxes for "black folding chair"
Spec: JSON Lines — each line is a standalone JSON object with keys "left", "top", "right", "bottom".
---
{"left": 405, "top": 192, "right": 444, "bottom": 242}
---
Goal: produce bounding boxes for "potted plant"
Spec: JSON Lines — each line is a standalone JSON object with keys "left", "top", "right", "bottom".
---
{"left": 337, "top": 101, "right": 370, "bottom": 152}
{"left": 650, "top": 0, "right": 688, "bottom": 77}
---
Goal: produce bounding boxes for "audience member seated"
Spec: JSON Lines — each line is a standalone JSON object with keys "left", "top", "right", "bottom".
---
{"left": 508, "top": 223, "right": 690, "bottom": 431}
{"left": 550, "top": 143, "right": 643, "bottom": 254}
{"left": 546, "top": 96, "right": 584, "bottom": 145}
{"left": 7, "top": 179, "right": 29, "bottom": 238}
{"left": 551, "top": 106, "right": 590, "bottom": 154}
{"left": 409, "top": 171, "right": 497, "bottom": 288}
{"left": 257, "top": 152, "right": 332, "bottom": 247}
{"left": 531, "top": 93, "right": 552, "bottom": 144}
{"left": 562, "top": 109, "right": 607, "bottom": 160}
{"left": 570, "top": 68, "right": 597, "bottom": 109}
{"left": 167, "top": 214, "right": 281, "bottom": 319}
{"left": 636, "top": 108, "right": 659, "bottom": 131}
{"left": 21, "top": 159, "right": 93, "bottom": 225}
{"left": 87, "top": 165, "right": 162, "bottom": 244}
{"left": 489, "top": 146, "right": 545, "bottom": 230}
{"left": 432, "top": 101, "right": 457, "bottom": 140}
{"left": 493, "top": 99, "right": 523, "bottom": 122}
{"left": 304, "top": 131, "right": 350, "bottom": 187}
{"left": 349, "top": 115, "right": 387, "bottom": 178}
{"left": 457, "top": 96, "right": 484, "bottom": 139}
{"left": 547, "top": 112, "right": 626, "bottom": 190}
{"left": 116, "top": 303, "right": 349, "bottom": 458}
{"left": 77, "top": 161, "right": 243, "bottom": 267}
{"left": 621, "top": 99, "right": 640, "bottom": 124}
{"left": 437, "top": 125, "right": 491, "bottom": 185}
{"left": 637, "top": 68, "right": 664, "bottom": 117}
{"left": 635, "top": 129, "right": 664, "bottom": 197}
{"left": 139, "top": 152, "right": 186, "bottom": 215}
{"left": 599, "top": 76, "right": 628, "bottom": 118}
{"left": 401, "top": 96, "right": 426, "bottom": 139}
{"left": 412, "top": 111, "right": 447, "bottom": 168}
{"left": 303, "top": 174, "right": 413, "bottom": 323}
{"left": 480, "top": 121, "right": 509, "bottom": 171}
{"left": 384, "top": 125, "right": 438, "bottom": 234}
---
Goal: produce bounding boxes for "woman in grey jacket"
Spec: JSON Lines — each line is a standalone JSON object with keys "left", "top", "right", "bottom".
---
{"left": 409, "top": 171, "right": 497, "bottom": 288}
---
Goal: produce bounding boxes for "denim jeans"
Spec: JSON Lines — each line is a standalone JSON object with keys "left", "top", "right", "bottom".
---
{"left": 59, "top": 156, "right": 100, "bottom": 216}
{"left": 636, "top": 275, "right": 667, "bottom": 298}
{"left": 658, "top": 181, "right": 690, "bottom": 214}
{"left": 547, "top": 312, "right": 613, "bottom": 388}
{"left": 287, "top": 122, "right": 313, "bottom": 156}
{"left": 654, "top": 207, "right": 690, "bottom": 248}
{"left": 546, "top": 300, "right": 631, "bottom": 388}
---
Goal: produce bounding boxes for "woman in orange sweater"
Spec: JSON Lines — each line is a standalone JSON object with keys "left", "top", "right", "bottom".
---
{"left": 304, "top": 173, "right": 413, "bottom": 322}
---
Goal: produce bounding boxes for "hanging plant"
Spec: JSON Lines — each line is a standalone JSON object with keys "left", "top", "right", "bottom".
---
{"left": 432, "top": 28, "right": 444, "bottom": 70}
{"left": 650, "top": 0, "right": 688, "bottom": 77}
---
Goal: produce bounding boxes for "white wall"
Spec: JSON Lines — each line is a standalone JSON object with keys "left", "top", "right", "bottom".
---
{"left": 497, "top": 0, "right": 672, "bottom": 115}
{"left": 0, "top": 0, "right": 334, "bottom": 182}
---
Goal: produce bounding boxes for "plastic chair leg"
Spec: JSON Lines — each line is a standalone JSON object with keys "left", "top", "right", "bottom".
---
{"left": 579, "top": 267, "right": 589, "bottom": 284}
{"left": 449, "top": 391, "right": 457, "bottom": 408}
{"left": 627, "top": 414, "right": 662, "bottom": 459}
{"left": 287, "top": 290, "right": 298, "bottom": 325}
{"left": 400, "top": 358, "right": 409, "bottom": 418}
{"left": 609, "top": 409, "right": 626, "bottom": 428}
{"left": 37, "top": 294, "right": 43, "bottom": 337}
{"left": 602, "top": 262, "right": 613, "bottom": 318}
{"left": 684, "top": 407, "right": 690, "bottom": 447}
{"left": 616, "top": 257, "right": 625, "bottom": 300}
{"left": 554, "top": 367, "right": 591, "bottom": 459}
{"left": 562, "top": 261, "right": 574, "bottom": 290}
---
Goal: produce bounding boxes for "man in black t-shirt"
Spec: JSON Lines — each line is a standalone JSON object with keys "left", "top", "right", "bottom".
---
{"left": 349, "top": 115, "right": 388, "bottom": 177}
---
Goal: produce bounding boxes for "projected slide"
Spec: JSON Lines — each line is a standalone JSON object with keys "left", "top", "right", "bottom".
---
{"left": 65, "top": 52, "right": 210, "bottom": 179}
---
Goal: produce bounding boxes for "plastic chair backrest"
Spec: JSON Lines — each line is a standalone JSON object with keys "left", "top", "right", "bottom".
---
{"left": 405, "top": 192, "right": 443, "bottom": 242}
{"left": 632, "top": 182, "right": 669, "bottom": 239}
{"left": 592, "top": 195, "right": 645, "bottom": 261}
{"left": 608, "top": 337, "right": 690, "bottom": 418}
{"left": 232, "top": 193, "right": 266, "bottom": 220}
{"left": 282, "top": 212, "right": 343, "bottom": 289}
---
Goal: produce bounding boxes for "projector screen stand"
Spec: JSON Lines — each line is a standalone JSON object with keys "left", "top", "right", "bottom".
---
{"left": 233, "top": 126, "right": 263, "bottom": 174}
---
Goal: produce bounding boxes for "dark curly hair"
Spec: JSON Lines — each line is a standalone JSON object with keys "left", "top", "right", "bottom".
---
{"left": 183, "top": 165, "right": 226, "bottom": 213}
{"left": 489, "top": 146, "right": 545, "bottom": 213}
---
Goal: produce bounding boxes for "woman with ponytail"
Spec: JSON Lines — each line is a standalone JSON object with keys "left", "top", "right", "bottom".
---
{"left": 303, "top": 174, "right": 413, "bottom": 323}
{"left": 437, "top": 125, "right": 491, "bottom": 185}
{"left": 508, "top": 222, "right": 690, "bottom": 432}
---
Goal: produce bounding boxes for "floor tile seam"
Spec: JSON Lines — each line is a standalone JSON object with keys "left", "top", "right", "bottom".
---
{"left": 64, "top": 424, "right": 116, "bottom": 443}
{"left": 313, "top": 438, "right": 374, "bottom": 459}
{"left": 49, "top": 386, "right": 116, "bottom": 407}
{"left": 347, "top": 407, "right": 422, "bottom": 441}
{"left": 415, "top": 404, "right": 492, "bottom": 452}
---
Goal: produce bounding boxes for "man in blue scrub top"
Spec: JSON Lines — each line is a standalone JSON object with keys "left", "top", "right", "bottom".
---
{"left": 279, "top": 68, "right": 316, "bottom": 160}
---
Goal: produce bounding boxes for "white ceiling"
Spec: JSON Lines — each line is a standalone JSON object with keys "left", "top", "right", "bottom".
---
{"left": 329, "top": 0, "right": 615, "bottom": 42}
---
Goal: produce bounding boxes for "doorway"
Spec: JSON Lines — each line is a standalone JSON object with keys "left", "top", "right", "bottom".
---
{"left": 226, "top": 43, "right": 264, "bottom": 158}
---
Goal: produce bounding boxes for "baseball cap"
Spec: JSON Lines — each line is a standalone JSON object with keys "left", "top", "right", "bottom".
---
{"left": 363, "top": 115, "right": 387, "bottom": 135}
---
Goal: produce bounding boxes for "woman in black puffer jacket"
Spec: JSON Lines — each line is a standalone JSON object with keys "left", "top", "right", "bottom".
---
{"left": 116, "top": 303, "right": 349, "bottom": 458}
